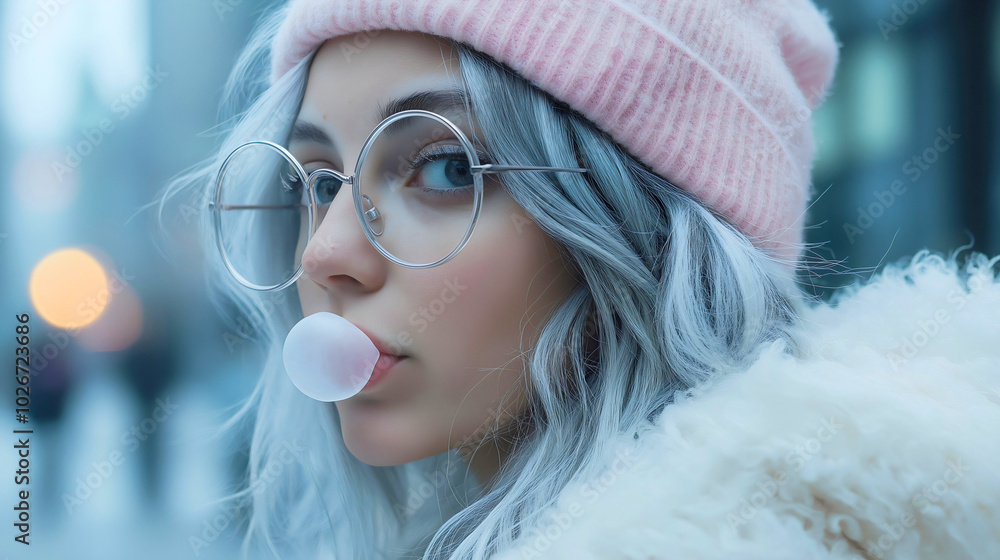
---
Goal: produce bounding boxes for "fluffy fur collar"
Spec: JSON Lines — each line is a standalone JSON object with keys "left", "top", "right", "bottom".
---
{"left": 495, "top": 251, "right": 1000, "bottom": 560}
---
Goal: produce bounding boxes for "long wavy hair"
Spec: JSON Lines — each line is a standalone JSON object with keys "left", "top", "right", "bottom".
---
{"left": 154, "top": 2, "right": 812, "bottom": 558}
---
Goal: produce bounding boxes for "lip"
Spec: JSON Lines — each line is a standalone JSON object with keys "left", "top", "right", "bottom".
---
{"left": 349, "top": 322, "right": 407, "bottom": 391}
{"left": 350, "top": 324, "right": 406, "bottom": 358}
{"left": 363, "top": 352, "right": 405, "bottom": 390}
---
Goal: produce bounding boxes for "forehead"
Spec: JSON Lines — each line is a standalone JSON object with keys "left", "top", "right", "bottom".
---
{"left": 300, "top": 30, "right": 463, "bottom": 137}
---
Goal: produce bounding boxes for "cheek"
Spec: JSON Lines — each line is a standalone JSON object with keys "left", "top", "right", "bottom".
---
{"left": 411, "top": 204, "right": 571, "bottom": 396}
{"left": 415, "top": 222, "right": 519, "bottom": 354}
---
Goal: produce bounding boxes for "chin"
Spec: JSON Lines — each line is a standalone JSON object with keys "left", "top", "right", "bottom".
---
{"left": 339, "top": 423, "right": 429, "bottom": 467}
{"left": 344, "top": 440, "right": 422, "bottom": 467}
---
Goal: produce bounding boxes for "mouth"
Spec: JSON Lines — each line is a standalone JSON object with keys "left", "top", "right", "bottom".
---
{"left": 346, "top": 321, "right": 409, "bottom": 392}
{"left": 363, "top": 352, "right": 405, "bottom": 390}
{"left": 349, "top": 323, "right": 407, "bottom": 360}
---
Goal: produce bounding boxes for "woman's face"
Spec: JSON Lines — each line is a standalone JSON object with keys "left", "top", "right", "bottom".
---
{"left": 292, "top": 30, "right": 577, "bottom": 478}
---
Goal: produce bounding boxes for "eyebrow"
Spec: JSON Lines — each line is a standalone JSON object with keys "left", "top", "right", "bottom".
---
{"left": 289, "top": 88, "right": 472, "bottom": 148}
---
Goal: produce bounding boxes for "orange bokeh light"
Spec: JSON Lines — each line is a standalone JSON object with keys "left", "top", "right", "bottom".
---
{"left": 29, "top": 248, "right": 110, "bottom": 329}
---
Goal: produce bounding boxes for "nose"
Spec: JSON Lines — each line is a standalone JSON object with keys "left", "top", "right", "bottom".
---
{"left": 300, "top": 170, "right": 386, "bottom": 292}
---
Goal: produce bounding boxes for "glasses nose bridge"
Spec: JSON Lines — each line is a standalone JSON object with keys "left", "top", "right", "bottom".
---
{"left": 304, "top": 165, "right": 354, "bottom": 212}
{"left": 306, "top": 166, "right": 355, "bottom": 229}
{"left": 305, "top": 165, "right": 353, "bottom": 187}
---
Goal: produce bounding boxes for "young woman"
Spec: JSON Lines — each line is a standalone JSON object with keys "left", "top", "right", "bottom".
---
{"left": 157, "top": 0, "right": 1000, "bottom": 558}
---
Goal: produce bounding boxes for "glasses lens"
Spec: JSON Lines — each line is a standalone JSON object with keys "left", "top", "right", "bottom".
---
{"left": 216, "top": 142, "right": 309, "bottom": 289}
{"left": 357, "top": 113, "right": 480, "bottom": 267}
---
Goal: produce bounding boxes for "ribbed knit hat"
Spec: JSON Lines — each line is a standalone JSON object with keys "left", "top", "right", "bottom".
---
{"left": 270, "top": 0, "right": 840, "bottom": 268}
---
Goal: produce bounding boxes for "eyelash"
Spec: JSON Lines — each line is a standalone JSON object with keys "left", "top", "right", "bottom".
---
{"left": 400, "top": 144, "right": 492, "bottom": 200}
{"left": 406, "top": 144, "right": 492, "bottom": 172}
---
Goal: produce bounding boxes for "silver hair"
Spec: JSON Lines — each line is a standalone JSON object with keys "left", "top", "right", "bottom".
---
{"left": 153, "top": 3, "right": 811, "bottom": 558}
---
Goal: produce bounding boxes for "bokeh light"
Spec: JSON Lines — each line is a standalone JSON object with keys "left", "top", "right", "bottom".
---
{"left": 29, "top": 247, "right": 110, "bottom": 329}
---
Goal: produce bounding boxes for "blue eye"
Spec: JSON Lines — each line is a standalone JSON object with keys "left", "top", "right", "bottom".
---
{"left": 406, "top": 145, "right": 488, "bottom": 197}
{"left": 297, "top": 166, "right": 343, "bottom": 207}
{"left": 313, "top": 176, "right": 341, "bottom": 205}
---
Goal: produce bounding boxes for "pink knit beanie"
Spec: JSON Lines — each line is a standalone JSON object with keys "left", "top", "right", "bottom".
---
{"left": 270, "top": 0, "right": 840, "bottom": 268}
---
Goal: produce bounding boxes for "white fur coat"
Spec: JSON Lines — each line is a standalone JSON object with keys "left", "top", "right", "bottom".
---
{"left": 494, "top": 251, "right": 1000, "bottom": 560}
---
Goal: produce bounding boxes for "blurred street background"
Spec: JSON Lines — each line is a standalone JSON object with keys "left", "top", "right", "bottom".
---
{"left": 0, "top": 0, "right": 997, "bottom": 557}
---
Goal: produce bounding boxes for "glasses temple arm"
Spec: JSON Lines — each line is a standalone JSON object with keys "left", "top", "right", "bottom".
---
{"left": 476, "top": 164, "right": 588, "bottom": 174}
{"left": 208, "top": 202, "right": 301, "bottom": 210}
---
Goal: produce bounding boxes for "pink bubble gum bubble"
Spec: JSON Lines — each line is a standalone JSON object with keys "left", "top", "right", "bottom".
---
{"left": 282, "top": 312, "right": 379, "bottom": 402}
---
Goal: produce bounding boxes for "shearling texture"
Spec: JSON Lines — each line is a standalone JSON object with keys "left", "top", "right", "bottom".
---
{"left": 493, "top": 250, "right": 1000, "bottom": 559}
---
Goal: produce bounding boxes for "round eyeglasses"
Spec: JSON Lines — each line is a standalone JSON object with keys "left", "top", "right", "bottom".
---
{"left": 209, "top": 109, "right": 588, "bottom": 292}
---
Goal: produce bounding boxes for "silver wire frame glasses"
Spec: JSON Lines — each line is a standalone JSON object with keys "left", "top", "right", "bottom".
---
{"left": 209, "top": 109, "right": 589, "bottom": 292}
